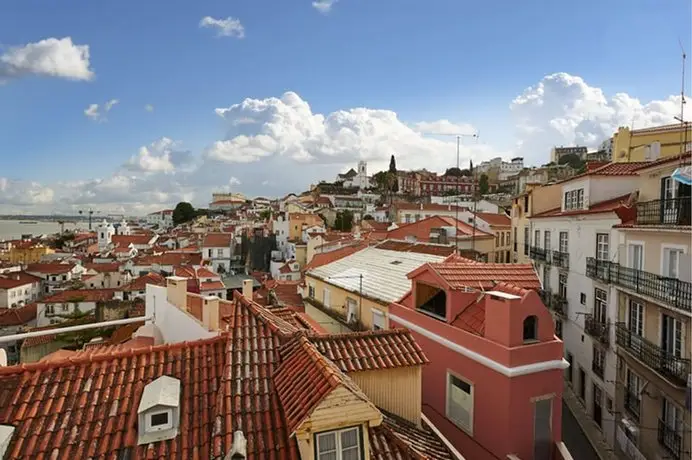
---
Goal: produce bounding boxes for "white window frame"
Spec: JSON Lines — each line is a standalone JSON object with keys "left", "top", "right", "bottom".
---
{"left": 660, "top": 244, "right": 687, "bottom": 279}
{"left": 660, "top": 313, "right": 684, "bottom": 358}
{"left": 372, "top": 309, "right": 385, "bottom": 331}
{"left": 559, "top": 232, "right": 568, "bottom": 254}
{"left": 627, "top": 300, "right": 644, "bottom": 336}
{"left": 446, "top": 371, "right": 474, "bottom": 435}
{"left": 323, "top": 288, "right": 331, "bottom": 307}
{"left": 594, "top": 288, "right": 607, "bottom": 324}
{"left": 315, "top": 426, "right": 361, "bottom": 460}
{"left": 626, "top": 368, "right": 641, "bottom": 397}
{"left": 596, "top": 234, "right": 609, "bottom": 261}
{"left": 146, "top": 409, "right": 173, "bottom": 432}
{"left": 662, "top": 397, "right": 683, "bottom": 432}
{"left": 627, "top": 241, "right": 645, "bottom": 271}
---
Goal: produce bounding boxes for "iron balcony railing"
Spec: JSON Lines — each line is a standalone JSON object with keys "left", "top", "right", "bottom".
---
{"left": 584, "top": 314, "right": 609, "bottom": 346}
{"left": 586, "top": 258, "right": 692, "bottom": 313}
{"left": 658, "top": 419, "right": 683, "bottom": 460}
{"left": 592, "top": 359, "right": 604, "bottom": 379}
{"left": 615, "top": 323, "right": 691, "bottom": 387}
{"left": 624, "top": 390, "right": 640, "bottom": 421}
{"left": 538, "top": 290, "right": 568, "bottom": 317}
{"left": 552, "top": 250, "right": 569, "bottom": 269}
{"left": 636, "top": 197, "right": 691, "bottom": 226}
{"left": 523, "top": 243, "right": 529, "bottom": 256}
{"left": 529, "top": 246, "right": 547, "bottom": 262}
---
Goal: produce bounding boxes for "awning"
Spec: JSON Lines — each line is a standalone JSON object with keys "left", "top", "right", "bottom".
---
{"left": 672, "top": 166, "right": 692, "bottom": 186}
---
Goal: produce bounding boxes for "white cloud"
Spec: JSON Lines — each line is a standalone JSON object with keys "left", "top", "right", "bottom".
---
{"left": 199, "top": 16, "right": 245, "bottom": 38}
{"left": 123, "top": 137, "right": 192, "bottom": 173}
{"left": 84, "top": 98, "right": 119, "bottom": 122}
{"left": 413, "top": 120, "right": 476, "bottom": 136}
{"left": 313, "top": 0, "right": 337, "bottom": 13}
{"left": 0, "top": 37, "right": 94, "bottom": 81}
{"left": 145, "top": 104, "right": 154, "bottom": 112}
{"left": 510, "top": 72, "right": 680, "bottom": 163}
{"left": 2, "top": 72, "right": 682, "bottom": 215}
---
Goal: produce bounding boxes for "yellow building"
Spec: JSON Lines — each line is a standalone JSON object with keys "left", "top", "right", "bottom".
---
{"left": 510, "top": 183, "right": 561, "bottom": 263}
{"left": 9, "top": 243, "right": 54, "bottom": 264}
{"left": 611, "top": 123, "right": 692, "bottom": 163}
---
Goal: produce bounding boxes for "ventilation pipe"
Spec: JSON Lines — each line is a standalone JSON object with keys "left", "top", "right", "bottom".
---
{"left": 225, "top": 431, "right": 247, "bottom": 460}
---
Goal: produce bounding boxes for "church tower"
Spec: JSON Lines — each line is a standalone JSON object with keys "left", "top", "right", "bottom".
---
{"left": 97, "top": 219, "right": 115, "bottom": 250}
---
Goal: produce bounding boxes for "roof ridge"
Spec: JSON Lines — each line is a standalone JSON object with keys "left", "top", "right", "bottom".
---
{"left": 0, "top": 332, "right": 229, "bottom": 375}
{"left": 310, "top": 328, "right": 411, "bottom": 341}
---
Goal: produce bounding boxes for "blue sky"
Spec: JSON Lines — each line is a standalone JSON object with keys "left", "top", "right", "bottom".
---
{"left": 0, "top": 0, "right": 690, "bottom": 213}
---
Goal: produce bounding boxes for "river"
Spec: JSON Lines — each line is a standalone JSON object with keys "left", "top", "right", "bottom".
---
{"left": 0, "top": 220, "right": 88, "bottom": 241}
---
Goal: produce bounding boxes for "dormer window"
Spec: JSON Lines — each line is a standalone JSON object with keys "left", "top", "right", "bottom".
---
{"left": 415, "top": 282, "right": 446, "bottom": 320}
{"left": 523, "top": 315, "right": 538, "bottom": 342}
{"left": 315, "top": 426, "right": 362, "bottom": 460}
{"left": 137, "top": 375, "right": 181, "bottom": 445}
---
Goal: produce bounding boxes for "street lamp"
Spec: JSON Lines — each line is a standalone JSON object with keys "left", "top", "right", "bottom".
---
{"left": 327, "top": 273, "right": 364, "bottom": 329}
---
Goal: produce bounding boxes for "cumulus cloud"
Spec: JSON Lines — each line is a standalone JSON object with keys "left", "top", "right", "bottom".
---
{"left": 0, "top": 37, "right": 94, "bottom": 81}
{"left": 510, "top": 72, "right": 680, "bottom": 163}
{"left": 313, "top": 0, "right": 337, "bottom": 13}
{"left": 84, "top": 99, "right": 119, "bottom": 121}
{"left": 1, "top": 72, "right": 682, "bottom": 214}
{"left": 199, "top": 16, "right": 245, "bottom": 38}
{"left": 123, "top": 137, "right": 192, "bottom": 173}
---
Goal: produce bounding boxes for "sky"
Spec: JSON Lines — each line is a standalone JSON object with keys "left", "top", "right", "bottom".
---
{"left": 0, "top": 0, "right": 690, "bottom": 215}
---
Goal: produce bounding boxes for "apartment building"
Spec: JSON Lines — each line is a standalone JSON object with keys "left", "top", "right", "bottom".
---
{"left": 529, "top": 162, "right": 646, "bottom": 448}
{"left": 510, "top": 183, "right": 561, "bottom": 263}
{"left": 586, "top": 154, "right": 691, "bottom": 460}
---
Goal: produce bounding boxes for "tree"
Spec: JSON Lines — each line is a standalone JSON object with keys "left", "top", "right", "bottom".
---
{"left": 478, "top": 174, "right": 489, "bottom": 195}
{"left": 334, "top": 210, "right": 354, "bottom": 231}
{"left": 558, "top": 153, "right": 584, "bottom": 170}
{"left": 172, "top": 202, "right": 196, "bottom": 225}
{"left": 388, "top": 154, "right": 399, "bottom": 194}
{"left": 389, "top": 155, "right": 397, "bottom": 173}
{"left": 259, "top": 209, "right": 272, "bottom": 220}
{"left": 445, "top": 167, "right": 463, "bottom": 177}
{"left": 372, "top": 171, "right": 389, "bottom": 192}
{"left": 362, "top": 214, "right": 374, "bottom": 220}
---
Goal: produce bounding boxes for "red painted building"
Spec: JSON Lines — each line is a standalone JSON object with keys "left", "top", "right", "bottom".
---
{"left": 389, "top": 260, "right": 570, "bottom": 460}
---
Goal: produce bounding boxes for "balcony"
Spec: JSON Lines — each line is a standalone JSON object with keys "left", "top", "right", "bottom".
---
{"left": 658, "top": 419, "right": 683, "bottom": 460}
{"left": 584, "top": 314, "right": 609, "bottom": 346}
{"left": 529, "top": 246, "right": 547, "bottom": 262}
{"left": 539, "top": 290, "right": 568, "bottom": 317}
{"left": 624, "top": 390, "right": 640, "bottom": 421}
{"left": 636, "top": 197, "right": 691, "bottom": 226}
{"left": 586, "top": 258, "right": 692, "bottom": 313}
{"left": 552, "top": 250, "right": 569, "bottom": 269}
{"left": 592, "top": 358, "right": 604, "bottom": 379}
{"left": 615, "top": 323, "right": 691, "bottom": 387}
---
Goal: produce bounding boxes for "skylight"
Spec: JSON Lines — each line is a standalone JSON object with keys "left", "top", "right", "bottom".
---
{"left": 390, "top": 260, "right": 403, "bottom": 265}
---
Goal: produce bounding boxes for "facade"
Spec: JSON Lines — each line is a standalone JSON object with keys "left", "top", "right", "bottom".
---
{"left": 388, "top": 260, "right": 565, "bottom": 460}
{"left": 550, "top": 146, "right": 588, "bottom": 163}
{"left": 25, "top": 263, "right": 84, "bottom": 294}
{"left": 36, "top": 289, "right": 116, "bottom": 326}
{"left": 611, "top": 123, "right": 692, "bottom": 163}
{"left": 341, "top": 161, "right": 371, "bottom": 189}
{"left": 418, "top": 175, "right": 475, "bottom": 196}
{"left": 511, "top": 183, "right": 562, "bottom": 264}
{"left": 0, "top": 272, "right": 41, "bottom": 308}
{"left": 145, "top": 209, "right": 174, "bottom": 228}
{"left": 392, "top": 202, "right": 468, "bottom": 224}
{"left": 201, "top": 232, "right": 234, "bottom": 273}
{"left": 8, "top": 242, "right": 54, "bottom": 264}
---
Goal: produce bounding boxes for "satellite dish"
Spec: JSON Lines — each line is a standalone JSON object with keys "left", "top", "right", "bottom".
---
{"left": 617, "top": 150, "right": 627, "bottom": 159}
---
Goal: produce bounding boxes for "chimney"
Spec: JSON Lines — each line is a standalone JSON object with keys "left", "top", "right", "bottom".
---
{"left": 0, "top": 349, "right": 6, "bottom": 367}
{"left": 242, "top": 279, "right": 253, "bottom": 300}
{"left": 166, "top": 276, "right": 188, "bottom": 310}
{"left": 202, "top": 295, "right": 220, "bottom": 331}
{"left": 420, "top": 202, "right": 423, "bottom": 210}
{"left": 225, "top": 431, "right": 247, "bottom": 459}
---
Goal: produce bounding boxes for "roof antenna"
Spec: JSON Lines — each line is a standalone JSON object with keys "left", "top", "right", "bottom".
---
{"left": 674, "top": 39, "right": 689, "bottom": 159}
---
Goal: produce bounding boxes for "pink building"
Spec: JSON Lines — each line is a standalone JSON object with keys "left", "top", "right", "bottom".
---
{"left": 389, "top": 260, "right": 570, "bottom": 460}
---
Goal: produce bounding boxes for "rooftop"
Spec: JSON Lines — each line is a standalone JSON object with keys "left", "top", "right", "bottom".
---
{"left": 415, "top": 260, "right": 541, "bottom": 291}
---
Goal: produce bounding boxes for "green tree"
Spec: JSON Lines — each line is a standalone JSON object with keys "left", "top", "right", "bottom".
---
{"left": 388, "top": 155, "right": 399, "bottom": 194}
{"left": 558, "top": 153, "right": 584, "bottom": 171}
{"left": 259, "top": 209, "right": 272, "bottom": 220}
{"left": 478, "top": 174, "right": 489, "bottom": 195}
{"left": 172, "top": 202, "right": 197, "bottom": 225}
{"left": 445, "top": 167, "right": 463, "bottom": 176}
{"left": 388, "top": 155, "right": 397, "bottom": 173}
{"left": 372, "top": 171, "right": 389, "bottom": 192}
{"left": 334, "top": 210, "right": 354, "bottom": 231}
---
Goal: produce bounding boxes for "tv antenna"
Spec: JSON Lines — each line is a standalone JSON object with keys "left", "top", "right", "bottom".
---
{"left": 674, "top": 39, "right": 689, "bottom": 159}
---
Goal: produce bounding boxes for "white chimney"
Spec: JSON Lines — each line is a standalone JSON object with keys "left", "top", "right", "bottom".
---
{"left": 225, "top": 431, "right": 247, "bottom": 459}
{"left": 0, "top": 349, "right": 6, "bottom": 367}
{"left": 242, "top": 279, "right": 253, "bottom": 300}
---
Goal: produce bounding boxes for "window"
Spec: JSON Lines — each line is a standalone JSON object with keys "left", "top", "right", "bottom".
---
{"left": 217, "top": 249, "right": 224, "bottom": 257}
{"left": 544, "top": 231, "right": 551, "bottom": 252}
{"left": 580, "top": 293, "right": 586, "bottom": 305}
{"left": 404, "top": 214, "right": 411, "bottom": 223}
{"left": 61, "top": 304, "right": 69, "bottom": 312}
{"left": 555, "top": 319, "right": 563, "bottom": 338}
{"left": 514, "top": 227, "right": 518, "bottom": 250}
{"left": 500, "top": 232, "right": 505, "bottom": 246}
{"left": 558, "top": 273, "right": 567, "bottom": 298}
{"left": 534, "top": 230, "right": 540, "bottom": 247}
{"left": 661, "top": 397, "right": 683, "bottom": 439}
{"left": 208, "top": 249, "right": 213, "bottom": 258}
{"left": 372, "top": 309, "right": 385, "bottom": 330}
{"left": 628, "top": 300, "right": 644, "bottom": 336}
{"left": 596, "top": 234, "right": 609, "bottom": 261}
{"left": 661, "top": 314, "right": 683, "bottom": 357}
{"left": 308, "top": 284, "right": 315, "bottom": 298}
{"left": 662, "top": 247, "right": 684, "bottom": 278}
{"left": 523, "top": 316, "right": 538, "bottom": 342}
{"left": 62, "top": 275, "right": 67, "bottom": 281}
{"left": 566, "top": 352, "right": 573, "bottom": 383}
{"left": 559, "top": 232, "right": 568, "bottom": 254}
{"left": 592, "top": 345, "right": 605, "bottom": 378}
{"left": 524, "top": 226, "right": 529, "bottom": 255}
{"left": 316, "top": 427, "right": 361, "bottom": 460}
{"left": 564, "top": 189, "right": 585, "bottom": 210}
{"left": 322, "top": 288, "right": 331, "bottom": 307}
{"left": 46, "top": 304, "right": 54, "bottom": 315}
{"left": 447, "top": 373, "right": 473, "bottom": 433}
{"left": 495, "top": 233, "right": 500, "bottom": 246}
{"left": 147, "top": 410, "right": 172, "bottom": 431}
{"left": 594, "top": 288, "right": 607, "bottom": 324}
{"left": 628, "top": 243, "right": 643, "bottom": 270}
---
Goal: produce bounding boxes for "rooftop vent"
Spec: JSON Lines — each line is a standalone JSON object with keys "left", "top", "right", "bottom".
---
{"left": 225, "top": 431, "right": 247, "bottom": 460}
{"left": 137, "top": 375, "right": 181, "bottom": 445}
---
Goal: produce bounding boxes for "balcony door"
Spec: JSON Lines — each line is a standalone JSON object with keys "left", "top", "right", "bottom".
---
{"left": 628, "top": 300, "right": 644, "bottom": 355}
{"left": 533, "top": 398, "right": 552, "bottom": 460}
{"left": 628, "top": 244, "right": 643, "bottom": 271}
{"left": 660, "top": 177, "right": 679, "bottom": 224}
{"left": 594, "top": 288, "right": 608, "bottom": 324}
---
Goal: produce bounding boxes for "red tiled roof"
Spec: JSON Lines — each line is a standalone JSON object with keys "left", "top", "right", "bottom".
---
{"left": 310, "top": 329, "right": 429, "bottom": 373}
{"left": 423, "top": 261, "right": 541, "bottom": 290}
{"left": 371, "top": 411, "right": 455, "bottom": 460}
{"left": 111, "top": 234, "right": 155, "bottom": 246}
{"left": 270, "top": 280, "right": 304, "bottom": 307}
{"left": 134, "top": 252, "right": 203, "bottom": 267}
{"left": 83, "top": 262, "right": 121, "bottom": 273}
{"left": 362, "top": 220, "right": 391, "bottom": 231}
{"left": 275, "top": 334, "right": 371, "bottom": 434}
{"left": 269, "top": 307, "right": 324, "bottom": 333}
{"left": 119, "top": 272, "right": 165, "bottom": 292}
{"left": 40, "top": 289, "right": 116, "bottom": 303}
{"left": 474, "top": 212, "right": 511, "bottom": 227}
{"left": 303, "top": 243, "right": 368, "bottom": 271}
{"left": 375, "top": 240, "right": 456, "bottom": 256}
{"left": 386, "top": 216, "right": 493, "bottom": 243}
{"left": 25, "top": 263, "right": 75, "bottom": 274}
{"left": 200, "top": 281, "right": 225, "bottom": 291}
{"left": 531, "top": 193, "right": 632, "bottom": 219}
{"left": 202, "top": 232, "right": 233, "bottom": 247}
{"left": 0, "top": 303, "right": 37, "bottom": 326}
{"left": 0, "top": 272, "right": 41, "bottom": 289}
{"left": 394, "top": 202, "right": 467, "bottom": 212}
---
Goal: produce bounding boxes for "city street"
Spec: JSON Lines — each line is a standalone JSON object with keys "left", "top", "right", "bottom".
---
{"left": 562, "top": 401, "right": 600, "bottom": 460}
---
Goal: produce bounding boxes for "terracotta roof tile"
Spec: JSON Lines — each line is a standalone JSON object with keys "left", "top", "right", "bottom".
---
{"left": 0, "top": 272, "right": 41, "bottom": 289}
{"left": 532, "top": 194, "right": 632, "bottom": 219}
{"left": 370, "top": 411, "right": 455, "bottom": 460}
{"left": 83, "top": 262, "right": 121, "bottom": 273}
{"left": 134, "top": 252, "right": 203, "bottom": 267}
{"left": 310, "top": 329, "right": 429, "bottom": 373}
{"left": 119, "top": 272, "right": 166, "bottom": 292}
{"left": 375, "top": 240, "right": 456, "bottom": 256}
{"left": 386, "top": 216, "right": 493, "bottom": 242}
{"left": 474, "top": 212, "right": 511, "bottom": 227}
{"left": 25, "top": 263, "right": 76, "bottom": 275}
{"left": 202, "top": 232, "right": 233, "bottom": 247}
{"left": 39, "top": 289, "right": 116, "bottom": 304}
{"left": 425, "top": 261, "right": 541, "bottom": 290}
{"left": 0, "top": 303, "right": 37, "bottom": 326}
{"left": 200, "top": 280, "right": 225, "bottom": 291}
{"left": 111, "top": 234, "right": 155, "bottom": 246}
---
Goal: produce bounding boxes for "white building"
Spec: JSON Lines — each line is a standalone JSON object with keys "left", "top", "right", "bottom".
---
{"left": 96, "top": 220, "right": 116, "bottom": 251}
{"left": 36, "top": 289, "right": 116, "bottom": 327}
{"left": 202, "top": 233, "right": 234, "bottom": 273}
{"left": 272, "top": 214, "right": 290, "bottom": 251}
{"left": 145, "top": 210, "right": 174, "bottom": 229}
{"left": 528, "top": 164, "right": 640, "bottom": 447}
{"left": 0, "top": 272, "right": 42, "bottom": 308}
{"left": 337, "top": 161, "right": 371, "bottom": 189}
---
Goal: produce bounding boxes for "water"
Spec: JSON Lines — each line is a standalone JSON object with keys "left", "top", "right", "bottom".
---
{"left": 0, "top": 220, "right": 88, "bottom": 240}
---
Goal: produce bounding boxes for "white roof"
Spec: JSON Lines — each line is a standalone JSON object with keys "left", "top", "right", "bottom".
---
{"left": 307, "top": 247, "right": 446, "bottom": 303}
{"left": 137, "top": 375, "right": 180, "bottom": 413}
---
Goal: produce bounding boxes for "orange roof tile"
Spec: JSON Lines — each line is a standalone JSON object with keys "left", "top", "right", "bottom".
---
{"left": 375, "top": 240, "right": 456, "bottom": 256}
{"left": 200, "top": 280, "right": 225, "bottom": 291}
{"left": 371, "top": 411, "right": 455, "bottom": 460}
{"left": 111, "top": 234, "right": 155, "bottom": 246}
{"left": 0, "top": 303, "right": 37, "bottom": 326}
{"left": 424, "top": 262, "right": 541, "bottom": 290}
{"left": 386, "top": 215, "right": 493, "bottom": 243}
{"left": 83, "top": 262, "right": 121, "bottom": 273}
{"left": 531, "top": 194, "right": 632, "bottom": 219}
{"left": 0, "top": 272, "right": 41, "bottom": 289}
{"left": 119, "top": 272, "right": 165, "bottom": 291}
{"left": 202, "top": 232, "right": 233, "bottom": 247}
{"left": 474, "top": 212, "right": 511, "bottom": 227}
{"left": 39, "top": 289, "right": 116, "bottom": 303}
{"left": 25, "top": 263, "right": 76, "bottom": 274}
{"left": 310, "top": 329, "right": 429, "bottom": 373}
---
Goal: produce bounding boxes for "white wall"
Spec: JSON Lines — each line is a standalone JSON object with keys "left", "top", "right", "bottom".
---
{"left": 0, "top": 282, "right": 40, "bottom": 308}
{"left": 37, "top": 301, "right": 98, "bottom": 327}
{"left": 590, "top": 176, "right": 639, "bottom": 206}
{"left": 145, "top": 285, "right": 217, "bottom": 344}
